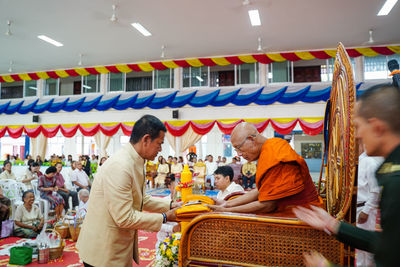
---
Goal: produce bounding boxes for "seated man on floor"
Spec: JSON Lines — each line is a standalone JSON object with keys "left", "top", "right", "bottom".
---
{"left": 214, "top": 166, "right": 244, "bottom": 201}
{"left": 208, "top": 122, "right": 321, "bottom": 217}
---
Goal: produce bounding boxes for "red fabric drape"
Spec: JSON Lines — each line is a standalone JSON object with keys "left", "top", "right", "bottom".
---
{"left": 299, "top": 119, "right": 324, "bottom": 135}
{"left": 216, "top": 120, "right": 244, "bottom": 135}
{"left": 120, "top": 124, "right": 133, "bottom": 136}
{"left": 60, "top": 125, "right": 79, "bottom": 138}
{"left": 270, "top": 119, "right": 298, "bottom": 135}
{"left": 24, "top": 126, "right": 42, "bottom": 138}
{"left": 78, "top": 124, "right": 100, "bottom": 137}
{"left": 99, "top": 124, "right": 121, "bottom": 136}
{"left": 191, "top": 121, "right": 216, "bottom": 135}
{"left": 3, "top": 119, "right": 323, "bottom": 139}
{"left": 164, "top": 122, "right": 190, "bottom": 137}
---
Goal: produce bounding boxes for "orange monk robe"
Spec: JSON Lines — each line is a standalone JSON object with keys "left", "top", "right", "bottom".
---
{"left": 256, "top": 138, "right": 323, "bottom": 217}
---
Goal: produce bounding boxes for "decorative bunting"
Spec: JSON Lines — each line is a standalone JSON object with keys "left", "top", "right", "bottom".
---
{"left": 0, "top": 84, "right": 350, "bottom": 114}
{"left": 0, "top": 118, "right": 324, "bottom": 139}
{"left": 0, "top": 46, "right": 398, "bottom": 83}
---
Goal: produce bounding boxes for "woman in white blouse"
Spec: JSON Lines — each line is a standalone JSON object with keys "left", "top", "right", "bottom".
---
{"left": 14, "top": 191, "right": 44, "bottom": 238}
{"left": 20, "top": 161, "right": 40, "bottom": 190}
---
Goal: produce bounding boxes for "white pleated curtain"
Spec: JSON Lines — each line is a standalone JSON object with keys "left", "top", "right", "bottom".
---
{"left": 166, "top": 125, "right": 203, "bottom": 156}
{"left": 94, "top": 132, "right": 112, "bottom": 159}
{"left": 30, "top": 133, "right": 48, "bottom": 160}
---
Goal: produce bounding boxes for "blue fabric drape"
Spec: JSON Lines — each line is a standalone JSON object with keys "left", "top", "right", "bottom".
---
{"left": 0, "top": 83, "right": 364, "bottom": 114}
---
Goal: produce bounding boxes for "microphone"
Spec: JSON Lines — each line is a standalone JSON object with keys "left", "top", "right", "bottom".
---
{"left": 388, "top": 59, "right": 400, "bottom": 88}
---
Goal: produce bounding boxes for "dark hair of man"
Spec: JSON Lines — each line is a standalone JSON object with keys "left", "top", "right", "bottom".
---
{"left": 55, "top": 162, "right": 62, "bottom": 167}
{"left": 358, "top": 84, "right": 400, "bottom": 135}
{"left": 169, "top": 173, "right": 175, "bottom": 182}
{"left": 214, "top": 166, "right": 234, "bottom": 182}
{"left": 129, "top": 115, "right": 167, "bottom": 144}
{"left": 45, "top": 166, "right": 57, "bottom": 175}
{"left": 3, "top": 160, "right": 11, "bottom": 167}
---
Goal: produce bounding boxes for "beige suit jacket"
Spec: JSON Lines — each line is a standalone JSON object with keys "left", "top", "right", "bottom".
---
{"left": 77, "top": 144, "right": 170, "bottom": 267}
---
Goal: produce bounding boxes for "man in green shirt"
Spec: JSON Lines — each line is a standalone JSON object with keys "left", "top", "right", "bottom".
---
{"left": 294, "top": 84, "right": 400, "bottom": 267}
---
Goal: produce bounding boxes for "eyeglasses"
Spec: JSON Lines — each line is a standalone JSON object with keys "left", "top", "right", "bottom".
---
{"left": 234, "top": 134, "right": 256, "bottom": 153}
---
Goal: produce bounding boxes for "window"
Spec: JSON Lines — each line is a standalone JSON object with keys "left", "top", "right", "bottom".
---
{"left": 120, "top": 136, "right": 130, "bottom": 145}
{"left": 210, "top": 65, "right": 235, "bottom": 87}
{"left": 126, "top": 71, "right": 152, "bottom": 92}
{"left": 24, "top": 80, "right": 37, "bottom": 97}
{"left": 236, "top": 63, "right": 259, "bottom": 85}
{"left": 268, "top": 61, "right": 292, "bottom": 83}
{"left": 0, "top": 135, "right": 26, "bottom": 160}
{"left": 82, "top": 74, "right": 100, "bottom": 93}
{"left": 0, "top": 81, "right": 23, "bottom": 99}
{"left": 154, "top": 69, "right": 174, "bottom": 89}
{"left": 293, "top": 59, "right": 330, "bottom": 83}
{"left": 44, "top": 78, "right": 59, "bottom": 96}
{"left": 76, "top": 136, "right": 96, "bottom": 156}
{"left": 182, "top": 66, "right": 208, "bottom": 88}
{"left": 364, "top": 54, "right": 400, "bottom": 80}
{"left": 108, "top": 73, "right": 124, "bottom": 92}
{"left": 59, "top": 76, "right": 82, "bottom": 95}
{"left": 46, "top": 136, "right": 65, "bottom": 159}
{"left": 301, "top": 143, "right": 322, "bottom": 159}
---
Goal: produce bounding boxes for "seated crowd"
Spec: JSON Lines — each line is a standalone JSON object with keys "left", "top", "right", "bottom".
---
{"left": 0, "top": 153, "right": 103, "bottom": 239}
{"left": 146, "top": 154, "right": 257, "bottom": 191}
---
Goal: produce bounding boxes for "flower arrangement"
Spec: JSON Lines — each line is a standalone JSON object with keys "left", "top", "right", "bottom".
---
{"left": 175, "top": 181, "right": 194, "bottom": 191}
{"left": 155, "top": 232, "right": 181, "bottom": 267}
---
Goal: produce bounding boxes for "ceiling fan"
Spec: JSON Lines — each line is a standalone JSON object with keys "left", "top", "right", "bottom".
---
{"left": 362, "top": 29, "right": 375, "bottom": 45}
{"left": 256, "top": 37, "right": 269, "bottom": 53}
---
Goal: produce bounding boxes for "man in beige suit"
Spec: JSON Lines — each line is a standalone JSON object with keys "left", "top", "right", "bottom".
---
{"left": 77, "top": 115, "right": 179, "bottom": 267}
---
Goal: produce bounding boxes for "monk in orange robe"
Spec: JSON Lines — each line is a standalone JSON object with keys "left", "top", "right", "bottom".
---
{"left": 208, "top": 122, "right": 322, "bottom": 217}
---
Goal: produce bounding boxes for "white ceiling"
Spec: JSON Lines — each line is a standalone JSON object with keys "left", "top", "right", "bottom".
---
{"left": 0, "top": 0, "right": 399, "bottom": 75}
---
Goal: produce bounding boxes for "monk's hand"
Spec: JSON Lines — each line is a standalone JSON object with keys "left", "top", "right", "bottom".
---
{"left": 357, "top": 211, "right": 369, "bottom": 224}
{"left": 293, "top": 206, "right": 339, "bottom": 235}
{"left": 214, "top": 199, "right": 226, "bottom": 206}
{"left": 303, "top": 251, "right": 330, "bottom": 267}
{"left": 207, "top": 204, "right": 228, "bottom": 212}
{"left": 172, "top": 224, "right": 181, "bottom": 233}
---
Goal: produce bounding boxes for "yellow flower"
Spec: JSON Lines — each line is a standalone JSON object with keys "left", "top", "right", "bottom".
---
{"left": 165, "top": 237, "right": 170, "bottom": 243}
{"left": 173, "top": 240, "right": 179, "bottom": 246}
{"left": 166, "top": 248, "right": 172, "bottom": 258}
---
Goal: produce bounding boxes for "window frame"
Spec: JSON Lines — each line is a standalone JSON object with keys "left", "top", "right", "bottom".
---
{"left": 23, "top": 80, "right": 38, "bottom": 98}
{"left": 43, "top": 78, "right": 60, "bottom": 97}
{"left": 153, "top": 68, "right": 174, "bottom": 90}
{"left": 235, "top": 62, "right": 260, "bottom": 86}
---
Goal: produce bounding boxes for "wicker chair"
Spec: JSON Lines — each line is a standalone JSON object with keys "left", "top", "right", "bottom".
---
{"left": 180, "top": 213, "right": 343, "bottom": 267}
{"left": 178, "top": 43, "right": 357, "bottom": 267}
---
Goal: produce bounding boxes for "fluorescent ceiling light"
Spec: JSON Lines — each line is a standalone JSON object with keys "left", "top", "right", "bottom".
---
{"left": 248, "top": 9, "right": 261, "bottom": 26}
{"left": 196, "top": 76, "right": 204, "bottom": 82}
{"left": 377, "top": 0, "right": 398, "bottom": 15}
{"left": 82, "top": 85, "right": 92, "bottom": 89}
{"left": 29, "top": 86, "right": 37, "bottom": 90}
{"left": 131, "top": 23, "right": 152, "bottom": 36}
{"left": 37, "top": 35, "right": 63, "bottom": 47}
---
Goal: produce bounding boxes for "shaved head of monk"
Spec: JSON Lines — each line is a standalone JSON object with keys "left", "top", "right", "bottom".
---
{"left": 231, "top": 122, "right": 267, "bottom": 162}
